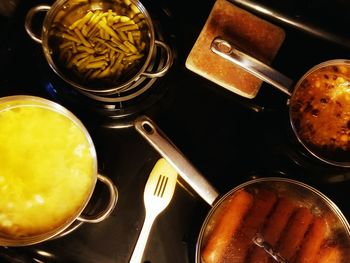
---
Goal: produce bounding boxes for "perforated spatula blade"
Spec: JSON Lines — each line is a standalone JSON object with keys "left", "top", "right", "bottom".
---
{"left": 129, "top": 158, "right": 178, "bottom": 263}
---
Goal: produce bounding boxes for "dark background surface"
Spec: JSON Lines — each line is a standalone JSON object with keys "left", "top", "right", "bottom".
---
{"left": 1, "top": 0, "right": 350, "bottom": 262}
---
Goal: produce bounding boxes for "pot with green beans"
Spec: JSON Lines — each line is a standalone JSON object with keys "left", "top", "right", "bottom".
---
{"left": 25, "top": 0, "right": 173, "bottom": 94}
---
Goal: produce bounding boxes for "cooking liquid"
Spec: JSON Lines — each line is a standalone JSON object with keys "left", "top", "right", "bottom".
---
{"left": 200, "top": 181, "right": 350, "bottom": 263}
{"left": 290, "top": 63, "right": 350, "bottom": 162}
{"left": 0, "top": 103, "right": 95, "bottom": 238}
{"left": 47, "top": 0, "right": 149, "bottom": 90}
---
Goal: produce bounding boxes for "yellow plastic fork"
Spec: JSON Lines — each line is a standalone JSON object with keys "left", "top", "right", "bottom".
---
{"left": 129, "top": 158, "right": 178, "bottom": 263}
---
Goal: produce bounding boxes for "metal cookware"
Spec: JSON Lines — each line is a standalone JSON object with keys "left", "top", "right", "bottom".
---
{"left": 134, "top": 116, "right": 350, "bottom": 263}
{"left": 0, "top": 95, "right": 118, "bottom": 246}
{"left": 211, "top": 38, "right": 350, "bottom": 168}
{"left": 25, "top": 0, "right": 172, "bottom": 95}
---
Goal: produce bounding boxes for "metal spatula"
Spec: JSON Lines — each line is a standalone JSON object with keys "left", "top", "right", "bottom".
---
{"left": 129, "top": 158, "right": 178, "bottom": 263}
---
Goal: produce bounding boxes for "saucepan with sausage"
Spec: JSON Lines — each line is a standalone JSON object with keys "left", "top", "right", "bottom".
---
{"left": 197, "top": 177, "right": 350, "bottom": 263}
{"left": 134, "top": 116, "right": 350, "bottom": 263}
{"left": 211, "top": 38, "right": 350, "bottom": 168}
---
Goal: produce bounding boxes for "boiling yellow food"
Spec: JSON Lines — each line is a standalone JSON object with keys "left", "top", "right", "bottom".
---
{"left": 0, "top": 104, "right": 95, "bottom": 238}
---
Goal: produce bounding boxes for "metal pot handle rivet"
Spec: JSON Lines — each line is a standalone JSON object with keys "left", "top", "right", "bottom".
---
{"left": 77, "top": 174, "right": 118, "bottom": 223}
{"left": 25, "top": 5, "right": 51, "bottom": 44}
{"left": 141, "top": 40, "right": 174, "bottom": 78}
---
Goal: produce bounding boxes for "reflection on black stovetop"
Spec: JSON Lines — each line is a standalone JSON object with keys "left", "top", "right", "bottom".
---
{"left": 2, "top": 0, "right": 350, "bottom": 262}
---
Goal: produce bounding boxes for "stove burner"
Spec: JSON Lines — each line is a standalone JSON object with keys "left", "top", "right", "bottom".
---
{"left": 45, "top": 43, "right": 172, "bottom": 127}
{"left": 42, "top": 3, "right": 175, "bottom": 128}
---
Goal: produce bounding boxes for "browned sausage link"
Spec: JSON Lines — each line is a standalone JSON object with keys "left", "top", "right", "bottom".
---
{"left": 202, "top": 189, "right": 254, "bottom": 263}
{"left": 221, "top": 189, "right": 278, "bottom": 263}
{"left": 277, "top": 207, "right": 314, "bottom": 261}
{"left": 296, "top": 216, "right": 328, "bottom": 263}
{"left": 247, "top": 197, "right": 296, "bottom": 263}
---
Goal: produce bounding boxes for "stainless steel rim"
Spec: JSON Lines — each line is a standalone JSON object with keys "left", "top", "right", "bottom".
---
{"left": 195, "top": 177, "right": 350, "bottom": 263}
{"left": 41, "top": 0, "right": 157, "bottom": 94}
{"left": 0, "top": 95, "right": 99, "bottom": 246}
{"left": 289, "top": 59, "right": 350, "bottom": 168}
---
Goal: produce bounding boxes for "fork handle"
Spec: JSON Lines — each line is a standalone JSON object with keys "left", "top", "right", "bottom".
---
{"left": 129, "top": 212, "right": 157, "bottom": 263}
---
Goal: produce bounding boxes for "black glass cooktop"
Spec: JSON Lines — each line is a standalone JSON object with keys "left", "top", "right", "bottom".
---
{"left": 1, "top": 0, "right": 350, "bottom": 262}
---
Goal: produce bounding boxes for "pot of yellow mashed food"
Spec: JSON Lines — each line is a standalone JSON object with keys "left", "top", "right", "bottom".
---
{"left": 0, "top": 95, "right": 118, "bottom": 246}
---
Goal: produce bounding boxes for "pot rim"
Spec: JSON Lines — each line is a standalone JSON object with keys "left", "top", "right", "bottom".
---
{"left": 195, "top": 177, "right": 350, "bottom": 263}
{"left": 288, "top": 59, "right": 350, "bottom": 168}
{"left": 0, "top": 95, "right": 98, "bottom": 246}
{"left": 41, "top": 0, "right": 156, "bottom": 94}
{"left": 211, "top": 39, "right": 350, "bottom": 167}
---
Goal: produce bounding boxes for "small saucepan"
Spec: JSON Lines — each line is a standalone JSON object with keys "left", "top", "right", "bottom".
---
{"left": 0, "top": 95, "right": 118, "bottom": 246}
{"left": 25, "top": 0, "right": 172, "bottom": 95}
{"left": 211, "top": 38, "right": 350, "bottom": 168}
{"left": 134, "top": 116, "right": 350, "bottom": 263}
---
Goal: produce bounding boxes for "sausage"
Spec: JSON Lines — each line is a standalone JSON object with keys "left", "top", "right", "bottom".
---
{"left": 277, "top": 206, "right": 314, "bottom": 261}
{"left": 316, "top": 246, "right": 342, "bottom": 263}
{"left": 202, "top": 189, "right": 254, "bottom": 263}
{"left": 221, "top": 188, "right": 278, "bottom": 263}
{"left": 296, "top": 216, "right": 328, "bottom": 263}
{"left": 247, "top": 197, "right": 296, "bottom": 263}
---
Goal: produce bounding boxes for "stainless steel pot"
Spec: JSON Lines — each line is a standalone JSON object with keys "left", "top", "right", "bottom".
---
{"left": 0, "top": 95, "right": 118, "bottom": 246}
{"left": 211, "top": 38, "right": 350, "bottom": 168}
{"left": 196, "top": 177, "right": 350, "bottom": 263}
{"left": 134, "top": 116, "right": 350, "bottom": 263}
{"left": 24, "top": 0, "right": 173, "bottom": 95}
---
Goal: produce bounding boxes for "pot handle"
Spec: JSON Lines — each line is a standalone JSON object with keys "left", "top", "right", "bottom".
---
{"left": 134, "top": 115, "right": 219, "bottom": 206}
{"left": 141, "top": 40, "right": 173, "bottom": 78}
{"left": 77, "top": 174, "right": 118, "bottom": 223}
{"left": 24, "top": 5, "right": 51, "bottom": 44}
{"left": 211, "top": 37, "right": 293, "bottom": 97}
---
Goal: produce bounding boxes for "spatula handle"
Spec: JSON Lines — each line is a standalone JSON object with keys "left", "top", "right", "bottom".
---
{"left": 129, "top": 212, "right": 157, "bottom": 263}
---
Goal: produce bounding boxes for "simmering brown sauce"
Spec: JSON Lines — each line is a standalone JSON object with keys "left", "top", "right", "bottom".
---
{"left": 290, "top": 63, "right": 350, "bottom": 161}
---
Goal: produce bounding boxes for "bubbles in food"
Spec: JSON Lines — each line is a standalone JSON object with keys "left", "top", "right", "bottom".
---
{"left": 49, "top": 0, "right": 148, "bottom": 88}
{"left": 290, "top": 63, "right": 350, "bottom": 162}
{"left": 0, "top": 101, "right": 95, "bottom": 239}
{"left": 200, "top": 181, "right": 349, "bottom": 263}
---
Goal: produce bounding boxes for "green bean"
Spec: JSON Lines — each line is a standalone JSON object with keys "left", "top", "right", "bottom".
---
{"left": 127, "top": 31, "right": 134, "bottom": 44}
{"left": 123, "top": 41, "right": 137, "bottom": 53}
{"left": 73, "top": 28, "right": 91, "bottom": 47}
{"left": 111, "top": 53, "right": 125, "bottom": 73}
{"left": 113, "top": 20, "right": 134, "bottom": 29}
{"left": 98, "top": 18, "right": 121, "bottom": 41}
{"left": 75, "top": 55, "right": 91, "bottom": 68}
{"left": 69, "top": 11, "right": 93, "bottom": 30}
{"left": 53, "top": 7, "right": 147, "bottom": 82}
{"left": 76, "top": 45, "right": 95, "bottom": 54}
{"left": 118, "top": 24, "right": 139, "bottom": 32}
{"left": 116, "top": 29, "right": 128, "bottom": 41}
{"left": 61, "top": 32, "right": 80, "bottom": 44}
{"left": 125, "top": 53, "right": 144, "bottom": 61}
{"left": 86, "top": 60, "right": 108, "bottom": 69}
